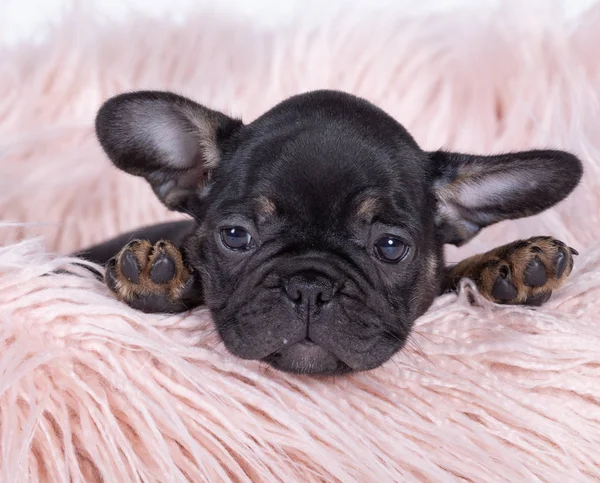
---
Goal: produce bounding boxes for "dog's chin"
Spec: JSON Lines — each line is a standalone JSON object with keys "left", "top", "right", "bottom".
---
{"left": 263, "top": 340, "right": 353, "bottom": 375}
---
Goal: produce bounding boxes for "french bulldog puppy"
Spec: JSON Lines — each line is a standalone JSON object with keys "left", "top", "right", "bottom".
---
{"left": 78, "top": 90, "right": 582, "bottom": 375}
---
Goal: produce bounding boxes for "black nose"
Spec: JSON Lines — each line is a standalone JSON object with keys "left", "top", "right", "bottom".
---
{"left": 284, "top": 271, "right": 335, "bottom": 307}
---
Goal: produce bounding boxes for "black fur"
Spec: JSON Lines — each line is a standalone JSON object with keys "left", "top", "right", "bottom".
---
{"left": 80, "top": 89, "right": 583, "bottom": 375}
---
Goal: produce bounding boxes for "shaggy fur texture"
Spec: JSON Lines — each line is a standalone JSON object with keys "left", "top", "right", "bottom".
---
{"left": 1, "top": 2, "right": 600, "bottom": 481}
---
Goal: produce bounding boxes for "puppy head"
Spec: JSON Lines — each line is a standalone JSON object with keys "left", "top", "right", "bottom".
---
{"left": 96, "top": 90, "right": 582, "bottom": 375}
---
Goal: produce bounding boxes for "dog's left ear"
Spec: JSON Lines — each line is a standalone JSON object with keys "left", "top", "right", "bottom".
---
{"left": 95, "top": 91, "right": 243, "bottom": 212}
{"left": 430, "top": 149, "right": 583, "bottom": 246}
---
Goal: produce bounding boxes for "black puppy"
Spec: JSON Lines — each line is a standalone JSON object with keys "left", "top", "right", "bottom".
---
{"left": 78, "top": 90, "right": 582, "bottom": 375}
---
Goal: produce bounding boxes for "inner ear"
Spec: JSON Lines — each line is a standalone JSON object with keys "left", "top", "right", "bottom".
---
{"left": 430, "top": 149, "right": 583, "bottom": 246}
{"left": 95, "top": 91, "right": 243, "bottom": 212}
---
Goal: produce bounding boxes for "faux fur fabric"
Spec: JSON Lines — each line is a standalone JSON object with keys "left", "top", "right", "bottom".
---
{"left": 1, "top": 1, "right": 600, "bottom": 481}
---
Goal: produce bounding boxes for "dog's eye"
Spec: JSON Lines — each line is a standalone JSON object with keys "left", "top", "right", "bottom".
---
{"left": 374, "top": 236, "right": 409, "bottom": 263}
{"left": 221, "top": 227, "right": 253, "bottom": 250}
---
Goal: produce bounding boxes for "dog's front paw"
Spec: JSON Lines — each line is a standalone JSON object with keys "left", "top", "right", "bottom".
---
{"left": 475, "top": 237, "right": 577, "bottom": 306}
{"left": 105, "top": 239, "right": 195, "bottom": 313}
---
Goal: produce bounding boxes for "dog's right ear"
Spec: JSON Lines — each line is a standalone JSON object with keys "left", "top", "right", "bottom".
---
{"left": 95, "top": 91, "right": 243, "bottom": 212}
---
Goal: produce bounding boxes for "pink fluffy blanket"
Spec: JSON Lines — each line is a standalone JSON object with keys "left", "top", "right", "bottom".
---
{"left": 1, "top": 2, "right": 600, "bottom": 481}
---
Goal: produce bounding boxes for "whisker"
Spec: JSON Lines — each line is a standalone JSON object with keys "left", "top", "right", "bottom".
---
{"left": 411, "top": 329, "right": 436, "bottom": 346}
{"left": 382, "top": 329, "right": 421, "bottom": 368}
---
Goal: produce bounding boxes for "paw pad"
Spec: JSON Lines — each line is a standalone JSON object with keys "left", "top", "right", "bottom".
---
{"left": 121, "top": 249, "right": 141, "bottom": 283}
{"left": 150, "top": 252, "right": 177, "bottom": 284}
{"left": 523, "top": 291, "right": 552, "bottom": 307}
{"left": 492, "top": 268, "right": 518, "bottom": 301}
{"left": 454, "top": 236, "right": 579, "bottom": 306}
{"left": 555, "top": 249, "right": 567, "bottom": 278}
{"left": 524, "top": 257, "right": 547, "bottom": 287}
{"left": 104, "top": 239, "right": 194, "bottom": 312}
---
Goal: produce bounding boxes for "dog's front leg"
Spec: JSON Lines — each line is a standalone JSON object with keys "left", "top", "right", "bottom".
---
{"left": 443, "top": 236, "right": 578, "bottom": 306}
{"left": 104, "top": 238, "right": 203, "bottom": 313}
{"left": 75, "top": 220, "right": 203, "bottom": 313}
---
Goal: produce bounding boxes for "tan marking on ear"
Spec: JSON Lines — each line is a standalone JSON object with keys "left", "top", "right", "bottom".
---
{"left": 356, "top": 197, "right": 380, "bottom": 219}
{"left": 433, "top": 171, "right": 473, "bottom": 207}
{"left": 256, "top": 196, "right": 277, "bottom": 217}
{"left": 433, "top": 159, "right": 492, "bottom": 206}
{"left": 433, "top": 180, "right": 456, "bottom": 205}
{"left": 182, "top": 104, "right": 222, "bottom": 169}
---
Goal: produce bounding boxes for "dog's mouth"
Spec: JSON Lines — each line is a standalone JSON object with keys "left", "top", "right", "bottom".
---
{"left": 262, "top": 339, "right": 352, "bottom": 375}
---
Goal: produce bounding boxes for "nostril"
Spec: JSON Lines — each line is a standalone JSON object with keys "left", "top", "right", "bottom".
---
{"left": 284, "top": 282, "right": 303, "bottom": 303}
{"left": 284, "top": 272, "right": 335, "bottom": 306}
{"left": 316, "top": 290, "right": 332, "bottom": 305}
